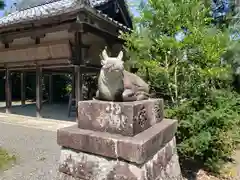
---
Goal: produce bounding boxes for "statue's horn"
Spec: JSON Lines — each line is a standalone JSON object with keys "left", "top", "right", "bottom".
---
{"left": 102, "top": 49, "right": 108, "bottom": 60}
{"left": 117, "top": 50, "right": 123, "bottom": 60}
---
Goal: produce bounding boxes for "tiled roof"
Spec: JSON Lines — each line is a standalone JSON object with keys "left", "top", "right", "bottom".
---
{"left": 17, "top": 0, "right": 109, "bottom": 10}
{"left": 0, "top": 0, "right": 130, "bottom": 30}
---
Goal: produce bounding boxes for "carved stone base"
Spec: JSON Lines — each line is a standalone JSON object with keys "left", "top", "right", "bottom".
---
{"left": 77, "top": 99, "right": 164, "bottom": 136}
{"left": 57, "top": 137, "right": 182, "bottom": 180}
{"left": 57, "top": 99, "right": 182, "bottom": 180}
{"left": 57, "top": 119, "right": 177, "bottom": 164}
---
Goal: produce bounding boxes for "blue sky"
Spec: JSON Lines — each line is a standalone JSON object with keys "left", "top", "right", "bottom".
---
{"left": 0, "top": 0, "right": 13, "bottom": 16}
{"left": 0, "top": 0, "right": 140, "bottom": 17}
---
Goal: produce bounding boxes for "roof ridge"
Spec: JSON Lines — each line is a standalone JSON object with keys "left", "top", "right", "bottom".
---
{"left": 18, "top": 0, "right": 62, "bottom": 11}
{"left": 10, "top": 0, "right": 109, "bottom": 13}
{"left": 14, "top": 0, "right": 93, "bottom": 12}
{"left": 6, "top": 0, "right": 93, "bottom": 17}
{"left": 4, "top": 0, "right": 76, "bottom": 17}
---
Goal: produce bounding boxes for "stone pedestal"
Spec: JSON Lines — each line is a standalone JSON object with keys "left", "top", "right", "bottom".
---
{"left": 77, "top": 99, "right": 164, "bottom": 136}
{"left": 57, "top": 99, "right": 182, "bottom": 180}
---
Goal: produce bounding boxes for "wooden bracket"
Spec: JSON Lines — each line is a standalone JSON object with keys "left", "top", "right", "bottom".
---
{"left": 31, "top": 34, "right": 46, "bottom": 44}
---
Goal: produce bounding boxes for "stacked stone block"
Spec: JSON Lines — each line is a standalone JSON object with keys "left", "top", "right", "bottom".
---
{"left": 57, "top": 99, "right": 182, "bottom": 180}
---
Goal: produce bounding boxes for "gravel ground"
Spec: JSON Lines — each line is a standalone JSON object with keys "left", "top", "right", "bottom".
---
{"left": 0, "top": 122, "right": 60, "bottom": 180}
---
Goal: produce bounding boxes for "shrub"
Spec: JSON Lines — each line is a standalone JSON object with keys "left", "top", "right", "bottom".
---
{"left": 166, "top": 89, "right": 240, "bottom": 171}
{"left": 122, "top": 0, "right": 240, "bottom": 172}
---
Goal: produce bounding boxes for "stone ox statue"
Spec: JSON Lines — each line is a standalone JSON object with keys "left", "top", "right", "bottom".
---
{"left": 95, "top": 49, "right": 150, "bottom": 101}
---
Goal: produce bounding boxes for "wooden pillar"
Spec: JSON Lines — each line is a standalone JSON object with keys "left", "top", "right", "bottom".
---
{"left": 36, "top": 67, "right": 42, "bottom": 118}
{"left": 72, "top": 71, "right": 75, "bottom": 99}
{"left": 74, "top": 66, "right": 83, "bottom": 109}
{"left": 21, "top": 72, "right": 26, "bottom": 106}
{"left": 74, "top": 31, "right": 84, "bottom": 110}
{"left": 49, "top": 74, "right": 53, "bottom": 104}
{"left": 5, "top": 69, "right": 12, "bottom": 114}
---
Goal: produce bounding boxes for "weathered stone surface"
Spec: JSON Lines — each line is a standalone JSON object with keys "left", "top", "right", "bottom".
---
{"left": 57, "top": 172, "right": 81, "bottom": 180}
{"left": 77, "top": 99, "right": 164, "bottom": 136}
{"left": 57, "top": 137, "right": 182, "bottom": 180}
{"left": 57, "top": 119, "right": 177, "bottom": 164}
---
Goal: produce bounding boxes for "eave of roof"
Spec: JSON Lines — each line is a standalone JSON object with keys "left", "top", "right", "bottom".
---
{"left": 116, "top": 0, "right": 133, "bottom": 29}
{"left": 0, "top": 0, "right": 131, "bottom": 31}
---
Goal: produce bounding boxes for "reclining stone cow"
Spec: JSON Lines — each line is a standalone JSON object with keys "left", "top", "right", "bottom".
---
{"left": 95, "top": 49, "right": 150, "bottom": 102}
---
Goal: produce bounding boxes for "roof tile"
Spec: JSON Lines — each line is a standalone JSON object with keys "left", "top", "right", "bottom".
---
{"left": 0, "top": 0, "right": 131, "bottom": 30}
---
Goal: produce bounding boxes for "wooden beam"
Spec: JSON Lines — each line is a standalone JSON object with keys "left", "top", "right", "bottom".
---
{"left": 0, "top": 39, "right": 70, "bottom": 52}
{"left": 75, "top": 10, "right": 130, "bottom": 34}
{"left": 81, "top": 22, "right": 125, "bottom": 44}
{"left": 0, "top": 64, "right": 100, "bottom": 72}
{"left": 116, "top": 0, "right": 131, "bottom": 28}
{"left": 36, "top": 67, "right": 42, "bottom": 118}
{"left": 4, "top": 64, "right": 74, "bottom": 71}
{"left": 49, "top": 74, "right": 53, "bottom": 104}
{"left": 5, "top": 69, "right": 11, "bottom": 114}
{"left": 31, "top": 34, "right": 46, "bottom": 39}
{"left": 21, "top": 72, "right": 26, "bottom": 106}
{"left": 116, "top": 0, "right": 133, "bottom": 29}
{"left": 0, "top": 21, "right": 75, "bottom": 43}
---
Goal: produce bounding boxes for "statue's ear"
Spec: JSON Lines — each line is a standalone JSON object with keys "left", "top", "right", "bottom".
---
{"left": 117, "top": 51, "right": 123, "bottom": 61}
{"left": 102, "top": 49, "right": 108, "bottom": 60}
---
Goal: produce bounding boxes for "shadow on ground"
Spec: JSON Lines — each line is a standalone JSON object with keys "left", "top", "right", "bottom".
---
{"left": 180, "top": 159, "right": 203, "bottom": 180}
{"left": 180, "top": 154, "right": 240, "bottom": 180}
{"left": 0, "top": 101, "right": 75, "bottom": 121}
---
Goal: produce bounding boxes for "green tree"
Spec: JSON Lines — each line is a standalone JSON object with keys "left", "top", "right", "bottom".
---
{"left": 0, "top": 0, "right": 5, "bottom": 9}
{"left": 4, "top": 10, "right": 9, "bottom": 16}
{"left": 122, "top": 0, "right": 240, "bottom": 172}
{"left": 225, "top": 4, "right": 240, "bottom": 91}
{"left": 123, "top": 0, "right": 231, "bottom": 104}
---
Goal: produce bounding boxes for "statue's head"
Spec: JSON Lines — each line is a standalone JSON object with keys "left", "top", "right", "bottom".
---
{"left": 100, "top": 49, "right": 124, "bottom": 72}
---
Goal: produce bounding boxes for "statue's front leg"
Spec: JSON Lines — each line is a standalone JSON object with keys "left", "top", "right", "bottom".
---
{"left": 136, "top": 91, "right": 150, "bottom": 100}
{"left": 122, "top": 89, "right": 137, "bottom": 101}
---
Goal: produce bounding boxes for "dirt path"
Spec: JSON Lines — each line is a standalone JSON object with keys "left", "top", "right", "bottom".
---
{"left": 0, "top": 114, "right": 75, "bottom": 180}
{"left": 0, "top": 113, "right": 75, "bottom": 132}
